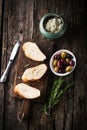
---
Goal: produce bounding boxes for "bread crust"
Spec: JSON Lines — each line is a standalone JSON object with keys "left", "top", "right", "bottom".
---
{"left": 14, "top": 83, "right": 40, "bottom": 99}
{"left": 22, "top": 42, "right": 46, "bottom": 61}
{"left": 22, "top": 64, "right": 47, "bottom": 82}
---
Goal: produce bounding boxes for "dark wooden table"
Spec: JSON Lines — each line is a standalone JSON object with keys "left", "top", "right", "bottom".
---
{"left": 0, "top": 0, "right": 87, "bottom": 130}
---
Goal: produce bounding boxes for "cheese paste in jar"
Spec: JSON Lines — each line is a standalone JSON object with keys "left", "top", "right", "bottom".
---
{"left": 45, "top": 17, "right": 63, "bottom": 33}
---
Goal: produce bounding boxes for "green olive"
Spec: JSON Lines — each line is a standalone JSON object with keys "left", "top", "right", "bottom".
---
{"left": 61, "top": 52, "right": 67, "bottom": 59}
{"left": 66, "top": 66, "right": 73, "bottom": 72}
{"left": 53, "top": 59, "right": 58, "bottom": 67}
{"left": 54, "top": 66, "right": 59, "bottom": 72}
{"left": 66, "top": 58, "right": 70, "bottom": 64}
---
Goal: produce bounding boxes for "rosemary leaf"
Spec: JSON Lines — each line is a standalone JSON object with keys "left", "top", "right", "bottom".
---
{"left": 43, "top": 77, "right": 73, "bottom": 114}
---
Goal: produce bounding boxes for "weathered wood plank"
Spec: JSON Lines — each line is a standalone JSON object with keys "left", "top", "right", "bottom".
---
{"left": 1, "top": 0, "right": 34, "bottom": 130}
{"left": 72, "top": 1, "right": 87, "bottom": 128}
{"left": 0, "top": 0, "right": 4, "bottom": 130}
{"left": 70, "top": 1, "right": 87, "bottom": 130}
{"left": 54, "top": 0, "right": 87, "bottom": 130}
{"left": 73, "top": 30, "right": 87, "bottom": 130}
{"left": 46, "top": 0, "right": 74, "bottom": 130}
{"left": 32, "top": 0, "right": 48, "bottom": 39}
{"left": 0, "top": 0, "right": 2, "bottom": 37}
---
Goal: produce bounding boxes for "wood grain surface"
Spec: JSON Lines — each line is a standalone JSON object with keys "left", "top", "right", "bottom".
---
{"left": 0, "top": 1, "right": 4, "bottom": 130}
{"left": 0, "top": 0, "right": 87, "bottom": 130}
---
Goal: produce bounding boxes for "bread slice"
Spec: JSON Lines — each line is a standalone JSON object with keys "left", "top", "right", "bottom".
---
{"left": 22, "top": 42, "right": 46, "bottom": 61}
{"left": 14, "top": 83, "right": 40, "bottom": 99}
{"left": 22, "top": 64, "right": 47, "bottom": 82}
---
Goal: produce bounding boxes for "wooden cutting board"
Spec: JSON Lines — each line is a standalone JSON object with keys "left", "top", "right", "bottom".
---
{"left": 14, "top": 39, "right": 54, "bottom": 101}
{"left": 13, "top": 39, "right": 54, "bottom": 121}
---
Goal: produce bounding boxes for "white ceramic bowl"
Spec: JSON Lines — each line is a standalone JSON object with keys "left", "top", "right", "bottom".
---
{"left": 50, "top": 49, "right": 76, "bottom": 76}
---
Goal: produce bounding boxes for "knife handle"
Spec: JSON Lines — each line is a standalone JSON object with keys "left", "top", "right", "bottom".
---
{"left": 0, "top": 60, "right": 12, "bottom": 83}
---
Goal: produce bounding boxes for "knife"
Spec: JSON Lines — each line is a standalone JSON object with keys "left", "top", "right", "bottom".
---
{"left": 0, "top": 36, "right": 23, "bottom": 83}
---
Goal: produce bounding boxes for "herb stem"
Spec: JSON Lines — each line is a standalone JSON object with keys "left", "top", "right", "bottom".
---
{"left": 44, "top": 77, "right": 73, "bottom": 114}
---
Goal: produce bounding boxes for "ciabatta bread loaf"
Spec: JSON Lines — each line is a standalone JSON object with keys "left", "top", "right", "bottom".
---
{"left": 14, "top": 83, "right": 40, "bottom": 99}
{"left": 22, "top": 42, "right": 46, "bottom": 61}
{"left": 22, "top": 64, "right": 47, "bottom": 82}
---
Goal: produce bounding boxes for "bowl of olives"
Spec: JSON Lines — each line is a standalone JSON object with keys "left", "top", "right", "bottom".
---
{"left": 50, "top": 49, "right": 76, "bottom": 76}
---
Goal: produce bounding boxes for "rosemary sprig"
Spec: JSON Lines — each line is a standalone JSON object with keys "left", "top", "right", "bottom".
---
{"left": 43, "top": 77, "right": 73, "bottom": 114}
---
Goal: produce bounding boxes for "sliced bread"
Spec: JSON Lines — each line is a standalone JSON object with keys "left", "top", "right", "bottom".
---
{"left": 14, "top": 83, "right": 40, "bottom": 99}
{"left": 22, "top": 64, "right": 47, "bottom": 82}
{"left": 22, "top": 42, "right": 46, "bottom": 61}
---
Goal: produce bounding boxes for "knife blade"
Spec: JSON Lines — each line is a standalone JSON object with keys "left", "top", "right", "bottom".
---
{"left": 0, "top": 40, "right": 22, "bottom": 83}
